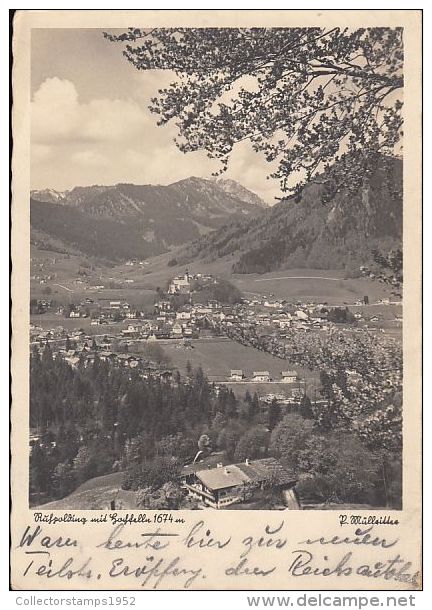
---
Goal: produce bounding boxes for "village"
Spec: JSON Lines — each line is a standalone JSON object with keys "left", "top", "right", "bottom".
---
{"left": 31, "top": 267, "right": 402, "bottom": 419}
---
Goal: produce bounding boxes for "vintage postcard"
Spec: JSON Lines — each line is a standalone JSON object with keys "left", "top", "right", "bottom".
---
{"left": 11, "top": 9, "right": 422, "bottom": 590}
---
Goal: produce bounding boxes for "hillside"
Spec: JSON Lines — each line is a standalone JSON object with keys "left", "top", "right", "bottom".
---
{"left": 30, "top": 178, "right": 265, "bottom": 261}
{"left": 174, "top": 156, "right": 402, "bottom": 274}
{"left": 35, "top": 472, "right": 138, "bottom": 510}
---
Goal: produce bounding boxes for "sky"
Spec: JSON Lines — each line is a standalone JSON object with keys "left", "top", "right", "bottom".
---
{"left": 30, "top": 28, "right": 282, "bottom": 204}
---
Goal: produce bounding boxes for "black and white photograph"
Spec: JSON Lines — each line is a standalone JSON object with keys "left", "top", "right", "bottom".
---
{"left": 27, "top": 22, "right": 405, "bottom": 513}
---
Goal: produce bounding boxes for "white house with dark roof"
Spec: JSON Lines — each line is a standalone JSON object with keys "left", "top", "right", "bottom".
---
{"left": 281, "top": 370, "right": 298, "bottom": 383}
{"left": 181, "top": 457, "right": 299, "bottom": 509}
{"left": 230, "top": 369, "right": 244, "bottom": 381}
{"left": 252, "top": 371, "right": 270, "bottom": 382}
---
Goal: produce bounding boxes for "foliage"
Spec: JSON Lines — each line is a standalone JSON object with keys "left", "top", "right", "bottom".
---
{"left": 270, "top": 414, "right": 315, "bottom": 468}
{"left": 136, "top": 482, "right": 199, "bottom": 509}
{"left": 157, "top": 432, "right": 196, "bottom": 458}
{"left": 327, "top": 307, "right": 356, "bottom": 324}
{"left": 234, "top": 426, "right": 269, "bottom": 462}
{"left": 122, "top": 456, "right": 182, "bottom": 491}
{"left": 299, "top": 394, "right": 314, "bottom": 419}
{"left": 29, "top": 348, "right": 233, "bottom": 502}
{"left": 140, "top": 342, "right": 172, "bottom": 366}
{"left": 106, "top": 27, "right": 403, "bottom": 198}
{"left": 268, "top": 398, "right": 282, "bottom": 431}
{"left": 271, "top": 413, "right": 383, "bottom": 505}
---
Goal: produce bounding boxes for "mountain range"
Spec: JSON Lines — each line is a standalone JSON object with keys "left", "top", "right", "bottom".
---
{"left": 31, "top": 156, "right": 402, "bottom": 273}
{"left": 174, "top": 156, "right": 403, "bottom": 274}
{"left": 30, "top": 178, "right": 266, "bottom": 261}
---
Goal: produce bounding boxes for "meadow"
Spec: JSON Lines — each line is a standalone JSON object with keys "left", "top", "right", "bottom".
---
{"left": 162, "top": 337, "right": 320, "bottom": 386}
{"left": 31, "top": 242, "right": 395, "bottom": 309}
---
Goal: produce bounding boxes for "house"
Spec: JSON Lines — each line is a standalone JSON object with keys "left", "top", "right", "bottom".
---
{"left": 281, "top": 370, "right": 298, "bottom": 383}
{"left": 230, "top": 369, "right": 244, "bottom": 381}
{"left": 252, "top": 371, "right": 270, "bottom": 382}
{"left": 159, "top": 370, "right": 173, "bottom": 383}
{"left": 181, "top": 457, "right": 299, "bottom": 509}
{"left": 171, "top": 323, "right": 183, "bottom": 337}
{"left": 121, "top": 326, "right": 140, "bottom": 338}
{"left": 156, "top": 300, "right": 171, "bottom": 312}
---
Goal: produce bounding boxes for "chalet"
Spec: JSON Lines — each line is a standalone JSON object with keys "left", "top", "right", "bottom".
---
{"left": 181, "top": 458, "right": 299, "bottom": 509}
{"left": 156, "top": 300, "right": 171, "bottom": 312}
{"left": 171, "top": 323, "right": 183, "bottom": 337}
{"left": 117, "top": 354, "right": 137, "bottom": 367}
{"left": 281, "top": 370, "right": 298, "bottom": 384}
{"left": 121, "top": 326, "right": 140, "bottom": 338}
{"left": 195, "top": 306, "right": 212, "bottom": 315}
{"left": 276, "top": 319, "right": 291, "bottom": 329}
{"left": 159, "top": 370, "right": 173, "bottom": 383}
{"left": 230, "top": 369, "right": 244, "bottom": 381}
{"left": 252, "top": 371, "right": 270, "bottom": 382}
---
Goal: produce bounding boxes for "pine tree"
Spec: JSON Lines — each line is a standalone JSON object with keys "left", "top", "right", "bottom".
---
{"left": 268, "top": 399, "right": 281, "bottom": 431}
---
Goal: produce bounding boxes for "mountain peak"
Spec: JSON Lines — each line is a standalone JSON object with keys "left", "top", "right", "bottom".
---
{"left": 30, "top": 176, "right": 266, "bottom": 262}
{"left": 213, "top": 178, "right": 267, "bottom": 208}
{"left": 176, "top": 155, "right": 402, "bottom": 274}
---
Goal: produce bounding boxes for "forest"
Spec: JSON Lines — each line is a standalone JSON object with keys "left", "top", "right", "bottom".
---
{"left": 175, "top": 156, "right": 402, "bottom": 275}
{"left": 30, "top": 345, "right": 401, "bottom": 509}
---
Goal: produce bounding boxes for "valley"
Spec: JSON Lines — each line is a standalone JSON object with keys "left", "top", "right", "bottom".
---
{"left": 29, "top": 169, "right": 403, "bottom": 512}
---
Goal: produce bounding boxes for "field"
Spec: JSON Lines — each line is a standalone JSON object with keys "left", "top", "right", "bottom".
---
{"left": 162, "top": 337, "right": 319, "bottom": 387}
{"left": 231, "top": 271, "right": 395, "bottom": 305}
{"left": 31, "top": 241, "right": 395, "bottom": 308}
{"left": 30, "top": 246, "right": 157, "bottom": 308}
{"left": 35, "top": 472, "right": 137, "bottom": 510}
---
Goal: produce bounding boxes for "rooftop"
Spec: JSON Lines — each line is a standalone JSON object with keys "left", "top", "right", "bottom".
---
{"left": 193, "top": 458, "right": 296, "bottom": 491}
